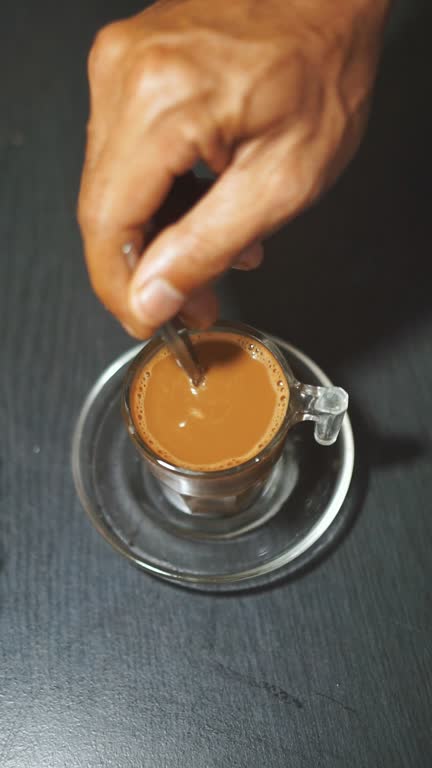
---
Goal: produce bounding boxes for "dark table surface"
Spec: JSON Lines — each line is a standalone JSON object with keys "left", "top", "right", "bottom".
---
{"left": 1, "top": 1, "right": 431, "bottom": 766}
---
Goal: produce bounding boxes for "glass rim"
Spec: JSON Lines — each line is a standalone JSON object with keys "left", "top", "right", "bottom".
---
{"left": 122, "top": 320, "right": 297, "bottom": 479}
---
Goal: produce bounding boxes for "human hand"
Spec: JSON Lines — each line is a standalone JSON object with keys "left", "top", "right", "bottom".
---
{"left": 78, "top": 0, "right": 390, "bottom": 337}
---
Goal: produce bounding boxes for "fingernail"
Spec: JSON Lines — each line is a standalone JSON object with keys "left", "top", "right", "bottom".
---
{"left": 131, "top": 278, "right": 184, "bottom": 326}
{"left": 232, "top": 260, "right": 253, "bottom": 271}
{"left": 232, "top": 245, "right": 263, "bottom": 271}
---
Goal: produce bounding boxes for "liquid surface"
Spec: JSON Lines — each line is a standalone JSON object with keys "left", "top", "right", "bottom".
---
{"left": 131, "top": 333, "right": 289, "bottom": 471}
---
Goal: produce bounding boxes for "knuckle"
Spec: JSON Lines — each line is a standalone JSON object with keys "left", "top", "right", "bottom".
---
{"left": 181, "top": 228, "right": 231, "bottom": 277}
{"left": 126, "top": 45, "right": 192, "bottom": 100}
{"left": 88, "top": 21, "right": 128, "bottom": 80}
{"left": 88, "top": 268, "right": 120, "bottom": 318}
{"left": 77, "top": 192, "right": 109, "bottom": 236}
{"left": 178, "top": 115, "right": 199, "bottom": 148}
{"left": 266, "top": 148, "right": 323, "bottom": 220}
{"left": 140, "top": 44, "right": 174, "bottom": 79}
{"left": 266, "top": 165, "right": 293, "bottom": 213}
{"left": 271, "top": 167, "right": 319, "bottom": 219}
{"left": 263, "top": 166, "right": 301, "bottom": 224}
{"left": 77, "top": 171, "right": 115, "bottom": 235}
{"left": 77, "top": 192, "right": 97, "bottom": 233}
{"left": 84, "top": 119, "right": 98, "bottom": 155}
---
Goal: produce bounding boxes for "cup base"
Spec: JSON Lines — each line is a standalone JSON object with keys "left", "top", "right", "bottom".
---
{"left": 142, "top": 446, "right": 299, "bottom": 540}
{"left": 72, "top": 336, "right": 354, "bottom": 591}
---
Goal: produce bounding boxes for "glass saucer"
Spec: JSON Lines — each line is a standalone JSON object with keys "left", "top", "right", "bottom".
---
{"left": 72, "top": 337, "right": 354, "bottom": 591}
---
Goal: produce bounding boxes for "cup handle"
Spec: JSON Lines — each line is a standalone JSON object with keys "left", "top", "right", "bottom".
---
{"left": 290, "top": 382, "right": 349, "bottom": 446}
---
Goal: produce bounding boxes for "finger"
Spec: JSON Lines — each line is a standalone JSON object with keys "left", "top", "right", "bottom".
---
{"left": 121, "top": 283, "right": 219, "bottom": 338}
{"left": 80, "top": 99, "right": 228, "bottom": 236}
{"left": 128, "top": 143, "right": 297, "bottom": 332}
{"left": 78, "top": 139, "right": 182, "bottom": 337}
{"left": 232, "top": 241, "right": 264, "bottom": 271}
{"left": 179, "top": 286, "right": 219, "bottom": 329}
{"left": 82, "top": 173, "right": 214, "bottom": 338}
{"left": 78, "top": 114, "right": 228, "bottom": 336}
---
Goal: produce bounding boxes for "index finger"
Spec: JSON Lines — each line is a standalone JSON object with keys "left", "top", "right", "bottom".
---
{"left": 78, "top": 122, "right": 174, "bottom": 332}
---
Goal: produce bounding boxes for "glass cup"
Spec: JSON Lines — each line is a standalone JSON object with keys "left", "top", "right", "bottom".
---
{"left": 122, "top": 322, "right": 348, "bottom": 534}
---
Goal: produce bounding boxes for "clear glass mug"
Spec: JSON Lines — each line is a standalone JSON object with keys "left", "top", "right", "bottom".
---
{"left": 122, "top": 322, "right": 348, "bottom": 527}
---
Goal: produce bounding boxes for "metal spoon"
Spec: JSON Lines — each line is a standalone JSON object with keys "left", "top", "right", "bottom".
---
{"left": 161, "top": 319, "right": 204, "bottom": 387}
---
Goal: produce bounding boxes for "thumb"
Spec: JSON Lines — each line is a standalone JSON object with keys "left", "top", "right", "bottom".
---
{"left": 128, "top": 149, "right": 289, "bottom": 334}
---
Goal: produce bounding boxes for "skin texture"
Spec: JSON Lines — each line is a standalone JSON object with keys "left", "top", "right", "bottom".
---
{"left": 78, "top": 0, "right": 390, "bottom": 338}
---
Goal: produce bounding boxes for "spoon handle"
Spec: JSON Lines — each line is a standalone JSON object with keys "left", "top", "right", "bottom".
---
{"left": 161, "top": 319, "right": 204, "bottom": 387}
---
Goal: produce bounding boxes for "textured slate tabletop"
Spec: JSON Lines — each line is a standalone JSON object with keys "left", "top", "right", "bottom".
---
{"left": 1, "top": 1, "right": 431, "bottom": 766}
